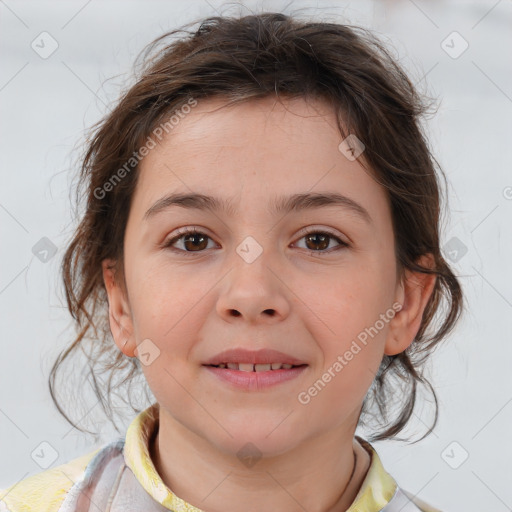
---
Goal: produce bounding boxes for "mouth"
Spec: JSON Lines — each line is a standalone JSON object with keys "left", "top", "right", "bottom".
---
{"left": 205, "top": 362, "right": 307, "bottom": 371}
{"left": 202, "top": 362, "right": 309, "bottom": 390}
{"left": 202, "top": 348, "right": 308, "bottom": 389}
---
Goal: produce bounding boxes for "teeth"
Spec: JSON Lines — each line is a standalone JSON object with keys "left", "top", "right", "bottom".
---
{"left": 214, "top": 362, "right": 298, "bottom": 371}
{"left": 255, "top": 363, "right": 271, "bottom": 372}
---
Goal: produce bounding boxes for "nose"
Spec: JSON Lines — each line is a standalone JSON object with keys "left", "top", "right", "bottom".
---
{"left": 216, "top": 254, "right": 291, "bottom": 325}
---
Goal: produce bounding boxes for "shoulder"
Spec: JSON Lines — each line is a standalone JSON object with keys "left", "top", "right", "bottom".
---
{"left": 354, "top": 436, "right": 443, "bottom": 512}
{"left": 0, "top": 447, "right": 102, "bottom": 512}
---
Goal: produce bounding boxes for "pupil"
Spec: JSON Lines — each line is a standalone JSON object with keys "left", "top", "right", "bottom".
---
{"left": 184, "top": 233, "right": 208, "bottom": 251}
{"left": 306, "top": 233, "right": 328, "bottom": 251}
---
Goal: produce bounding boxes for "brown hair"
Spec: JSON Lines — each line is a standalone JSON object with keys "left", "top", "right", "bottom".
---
{"left": 50, "top": 11, "right": 464, "bottom": 443}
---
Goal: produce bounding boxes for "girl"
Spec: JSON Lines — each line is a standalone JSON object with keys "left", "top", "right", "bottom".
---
{"left": 1, "top": 10, "right": 463, "bottom": 512}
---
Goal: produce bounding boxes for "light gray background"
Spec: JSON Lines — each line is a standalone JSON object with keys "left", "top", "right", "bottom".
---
{"left": 1, "top": 1, "right": 511, "bottom": 511}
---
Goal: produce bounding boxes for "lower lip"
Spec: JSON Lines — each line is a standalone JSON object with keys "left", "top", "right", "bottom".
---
{"left": 203, "top": 365, "right": 308, "bottom": 391}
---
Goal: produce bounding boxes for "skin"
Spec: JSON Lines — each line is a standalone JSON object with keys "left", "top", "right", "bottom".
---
{"left": 102, "top": 95, "right": 436, "bottom": 512}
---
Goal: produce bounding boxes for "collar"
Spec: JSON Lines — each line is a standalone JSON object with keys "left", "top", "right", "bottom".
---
{"left": 123, "top": 403, "right": 399, "bottom": 511}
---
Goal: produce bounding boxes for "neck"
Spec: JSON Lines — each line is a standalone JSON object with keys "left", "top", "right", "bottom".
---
{"left": 149, "top": 408, "right": 371, "bottom": 512}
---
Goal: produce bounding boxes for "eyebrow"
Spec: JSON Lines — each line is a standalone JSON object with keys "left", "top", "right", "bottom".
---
{"left": 143, "top": 191, "right": 372, "bottom": 224}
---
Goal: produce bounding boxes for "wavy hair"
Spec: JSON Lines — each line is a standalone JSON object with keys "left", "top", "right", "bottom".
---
{"left": 50, "top": 10, "right": 464, "bottom": 442}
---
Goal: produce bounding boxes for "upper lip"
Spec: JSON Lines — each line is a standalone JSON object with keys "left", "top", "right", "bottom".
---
{"left": 203, "top": 348, "right": 307, "bottom": 366}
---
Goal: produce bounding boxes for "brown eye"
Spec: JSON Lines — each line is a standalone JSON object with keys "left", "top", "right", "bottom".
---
{"left": 164, "top": 228, "right": 215, "bottom": 252}
{"left": 182, "top": 232, "right": 209, "bottom": 251}
{"left": 163, "top": 227, "right": 348, "bottom": 255}
{"left": 294, "top": 230, "right": 348, "bottom": 255}
{"left": 305, "top": 233, "right": 330, "bottom": 251}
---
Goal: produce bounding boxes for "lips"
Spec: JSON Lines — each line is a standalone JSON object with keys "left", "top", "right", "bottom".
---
{"left": 204, "top": 361, "right": 308, "bottom": 390}
{"left": 203, "top": 348, "right": 307, "bottom": 367}
{"left": 209, "top": 362, "right": 301, "bottom": 371}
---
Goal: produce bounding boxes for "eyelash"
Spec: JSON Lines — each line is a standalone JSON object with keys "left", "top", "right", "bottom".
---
{"left": 162, "top": 226, "right": 349, "bottom": 256}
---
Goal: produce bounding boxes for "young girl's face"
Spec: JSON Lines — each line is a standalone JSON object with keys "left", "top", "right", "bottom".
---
{"left": 104, "top": 95, "right": 428, "bottom": 456}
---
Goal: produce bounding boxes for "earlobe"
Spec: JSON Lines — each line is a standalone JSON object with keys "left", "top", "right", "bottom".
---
{"left": 384, "top": 254, "right": 437, "bottom": 356}
{"left": 102, "top": 259, "right": 135, "bottom": 357}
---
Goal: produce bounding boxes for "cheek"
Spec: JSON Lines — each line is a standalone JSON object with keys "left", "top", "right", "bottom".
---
{"left": 124, "top": 248, "right": 236, "bottom": 382}
{"left": 128, "top": 262, "right": 212, "bottom": 352}
{"left": 130, "top": 272, "right": 212, "bottom": 404}
{"left": 308, "top": 260, "right": 394, "bottom": 372}
{"left": 315, "top": 261, "right": 391, "bottom": 325}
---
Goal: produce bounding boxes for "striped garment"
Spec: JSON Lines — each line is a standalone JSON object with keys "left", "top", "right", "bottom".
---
{"left": 0, "top": 403, "right": 441, "bottom": 511}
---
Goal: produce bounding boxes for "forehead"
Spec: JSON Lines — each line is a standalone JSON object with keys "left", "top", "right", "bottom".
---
{"left": 131, "top": 95, "right": 390, "bottom": 226}
{"left": 154, "top": 95, "right": 343, "bottom": 162}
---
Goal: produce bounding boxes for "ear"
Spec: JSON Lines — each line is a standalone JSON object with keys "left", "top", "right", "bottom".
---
{"left": 384, "top": 253, "right": 437, "bottom": 356}
{"left": 102, "top": 258, "right": 135, "bottom": 357}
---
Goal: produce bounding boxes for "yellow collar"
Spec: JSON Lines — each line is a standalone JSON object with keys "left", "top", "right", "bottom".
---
{"left": 123, "top": 403, "right": 398, "bottom": 511}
